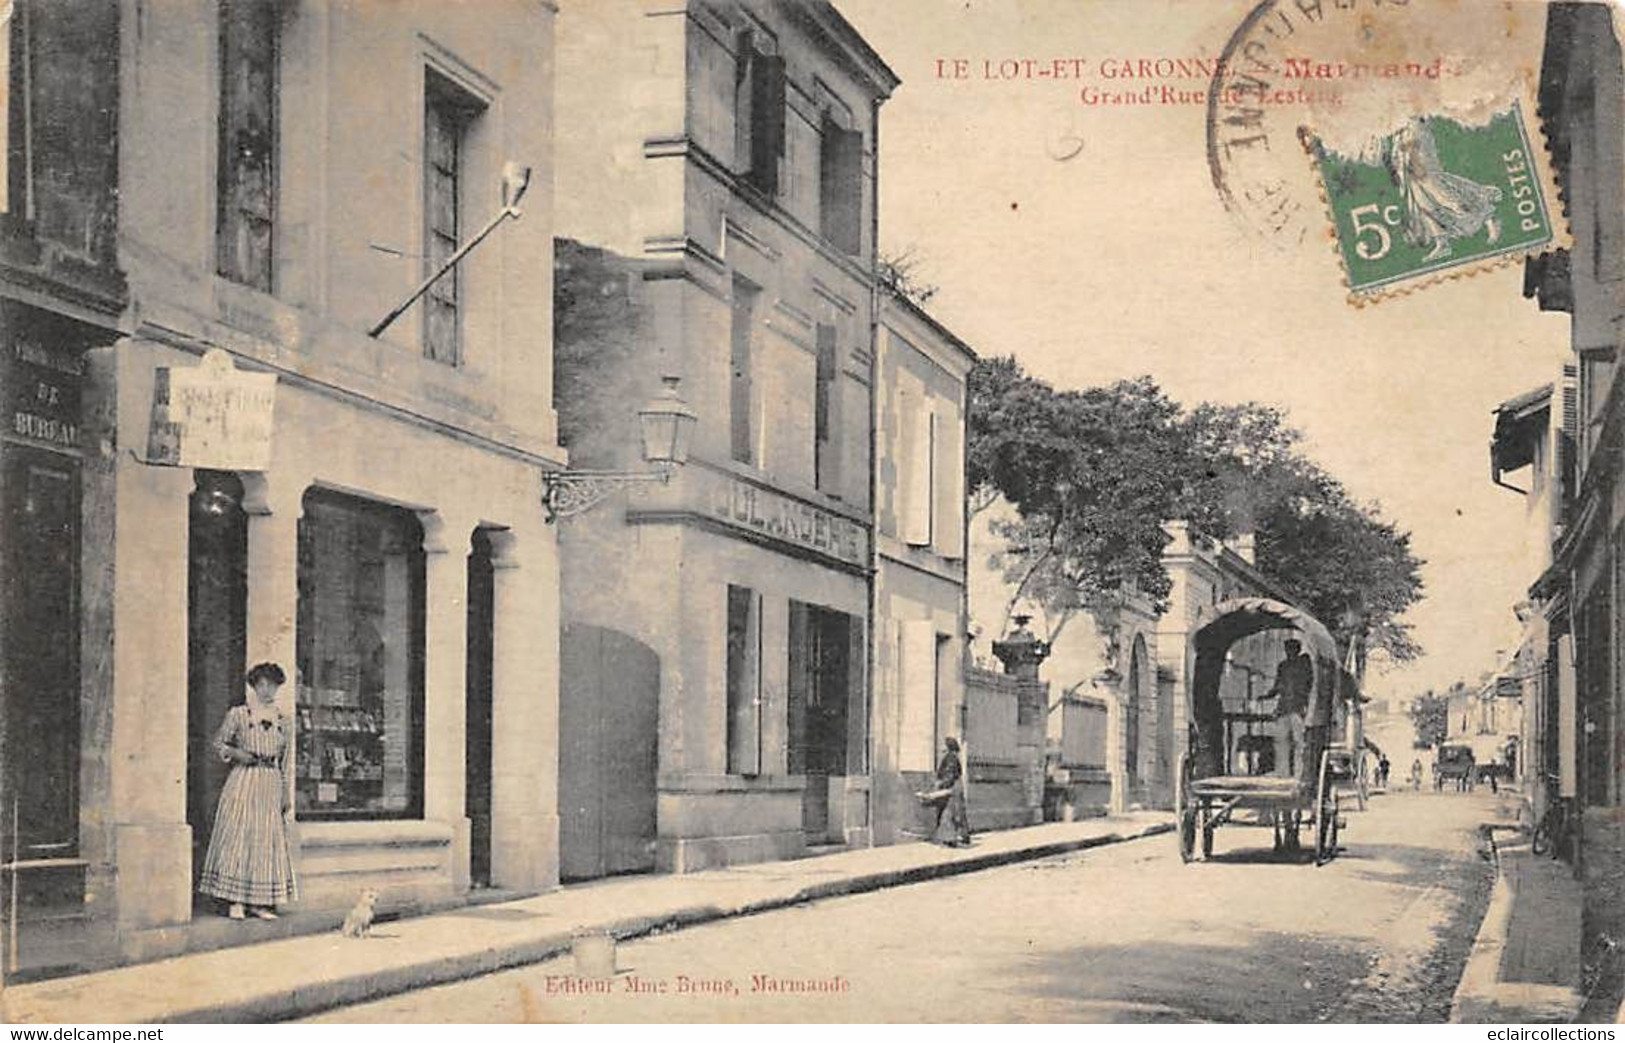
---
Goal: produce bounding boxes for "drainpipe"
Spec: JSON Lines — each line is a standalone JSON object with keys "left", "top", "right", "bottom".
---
{"left": 1491, "top": 457, "right": 1528, "bottom": 496}
{"left": 865, "top": 95, "right": 882, "bottom": 832}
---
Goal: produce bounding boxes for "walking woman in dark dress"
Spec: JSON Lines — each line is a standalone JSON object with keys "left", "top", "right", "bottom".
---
{"left": 198, "top": 662, "right": 298, "bottom": 919}
{"left": 932, "top": 737, "right": 971, "bottom": 847}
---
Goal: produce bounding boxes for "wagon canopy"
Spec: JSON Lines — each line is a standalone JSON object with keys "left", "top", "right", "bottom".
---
{"left": 1190, "top": 597, "right": 1343, "bottom": 729}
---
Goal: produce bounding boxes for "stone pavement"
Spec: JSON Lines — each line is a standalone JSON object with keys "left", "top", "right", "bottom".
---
{"left": 0, "top": 813, "right": 1172, "bottom": 1024}
{"left": 1452, "top": 811, "right": 1587, "bottom": 1023}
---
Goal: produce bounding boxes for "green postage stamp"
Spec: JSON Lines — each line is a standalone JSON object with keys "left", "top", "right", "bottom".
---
{"left": 1306, "top": 103, "right": 1560, "bottom": 300}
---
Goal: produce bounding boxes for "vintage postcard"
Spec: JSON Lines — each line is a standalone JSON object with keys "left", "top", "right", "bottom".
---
{"left": 0, "top": 0, "right": 1621, "bottom": 1028}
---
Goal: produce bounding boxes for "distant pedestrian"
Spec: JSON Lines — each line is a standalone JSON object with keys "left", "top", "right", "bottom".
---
{"left": 1378, "top": 755, "right": 1391, "bottom": 789}
{"left": 1411, "top": 758, "right": 1423, "bottom": 791}
{"left": 198, "top": 662, "right": 298, "bottom": 920}
{"left": 930, "top": 737, "right": 971, "bottom": 847}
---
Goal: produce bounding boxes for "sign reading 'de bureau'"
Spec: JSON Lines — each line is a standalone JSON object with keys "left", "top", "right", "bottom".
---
{"left": 146, "top": 349, "right": 277, "bottom": 470}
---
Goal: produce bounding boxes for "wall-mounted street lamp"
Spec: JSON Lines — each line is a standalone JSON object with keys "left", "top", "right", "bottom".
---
{"left": 542, "top": 376, "right": 698, "bottom": 523}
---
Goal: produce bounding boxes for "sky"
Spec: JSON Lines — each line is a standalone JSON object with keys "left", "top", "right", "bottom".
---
{"left": 837, "top": 0, "right": 1573, "bottom": 699}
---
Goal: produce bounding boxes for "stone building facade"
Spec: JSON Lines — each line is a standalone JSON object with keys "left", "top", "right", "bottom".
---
{"left": 1518, "top": 1, "right": 1625, "bottom": 1011}
{"left": 552, "top": 0, "right": 898, "bottom": 874}
{"left": 3, "top": 0, "right": 562, "bottom": 976}
{"left": 870, "top": 292, "right": 972, "bottom": 845}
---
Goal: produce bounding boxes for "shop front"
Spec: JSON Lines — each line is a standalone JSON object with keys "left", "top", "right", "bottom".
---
{"left": 0, "top": 301, "right": 119, "bottom": 979}
{"left": 73, "top": 338, "right": 559, "bottom": 969}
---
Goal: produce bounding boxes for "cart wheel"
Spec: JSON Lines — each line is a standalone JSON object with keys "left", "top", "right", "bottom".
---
{"left": 1316, "top": 750, "right": 1339, "bottom": 865}
{"left": 1316, "top": 790, "right": 1340, "bottom": 865}
{"left": 1179, "top": 804, "right": 1198, "bottom": 863}
{"left": 1176, "top": 754, "right": 1197, "bottom": 863}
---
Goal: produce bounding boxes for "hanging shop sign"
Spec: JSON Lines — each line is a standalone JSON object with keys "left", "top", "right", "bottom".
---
{"left": 146, "top": 349, "right": 276, "bottom": 470}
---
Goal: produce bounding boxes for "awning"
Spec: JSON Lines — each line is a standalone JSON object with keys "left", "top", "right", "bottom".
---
{"left": 1491, "top": 383, "right": 1553, "bottom": 479}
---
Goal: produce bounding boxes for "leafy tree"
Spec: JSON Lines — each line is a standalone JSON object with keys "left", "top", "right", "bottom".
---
{"left": 968, "top": 360, "right": 1426, "bottom": 663}
{"left": 970, "top": 358, "right": 1193, "bottom": 640}
{"left": 1408, "top": 689, "right": 1450, "bottom": 748}
{"left": 1173, "top": 399, "right": 1425, "bottom": 665}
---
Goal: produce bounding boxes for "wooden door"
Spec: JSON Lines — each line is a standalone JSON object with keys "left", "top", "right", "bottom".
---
{"left": 2, "top": 447, "right": 81, "bottom": 861}
{"left": 789, "top": 604, "right": 857, "bottom": 841}
{"left": 787, "top": 603, "right": 826, "bottom": 837}
{"left": 186, "top": 472, "right": 248, "bottom": 890}
{"left": 559, "top": 624, "right": 659, "bottom": 881}
{"left": 465, "top": 531, "right": 494, "bottom": 887}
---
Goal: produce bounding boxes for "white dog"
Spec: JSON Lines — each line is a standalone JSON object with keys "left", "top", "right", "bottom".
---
{"left": 340, "top": 888, "right": 380, "bottom": 938}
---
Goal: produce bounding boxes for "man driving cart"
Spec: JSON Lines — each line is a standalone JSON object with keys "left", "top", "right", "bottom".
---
{"left": 1266, "top": 639, "right": 1314, "bottom": 777}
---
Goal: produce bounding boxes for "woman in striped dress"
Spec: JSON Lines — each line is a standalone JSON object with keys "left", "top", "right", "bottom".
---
{"left": 198, "top": 661, "right": 298, "bottom": 919}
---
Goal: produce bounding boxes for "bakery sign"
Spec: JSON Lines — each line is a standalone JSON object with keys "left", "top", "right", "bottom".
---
{"left": 146, "top": 349, "right": 277, "bottom": 470}
{"left": 708, "top": 474, "right": 867, "bottom": 568}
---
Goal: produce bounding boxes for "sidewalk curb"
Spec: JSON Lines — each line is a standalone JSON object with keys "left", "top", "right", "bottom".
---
{"left": 136, "top": 820, "right": 1173, "bottom": 1023}
{"left": 1449, "top": 824, "right": 1585, "bottom": 1024}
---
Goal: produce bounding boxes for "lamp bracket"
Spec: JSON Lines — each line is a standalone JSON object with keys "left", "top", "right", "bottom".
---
{"left": 541, "top": 466, "right": 674, "bottom": 523}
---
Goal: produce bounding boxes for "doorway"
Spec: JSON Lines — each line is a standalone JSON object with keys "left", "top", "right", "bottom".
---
{"left": 558, "top": 623, "right": 659, "bottom": 881}
{"left": 185, "top": 471, "right": 248, "bottom": 903}
{"left": 788, "top": 602, "right": 859, "bottom": 843}
{"left": 465, "top": 529, "right": 495, "bottom": 888}
{"left": 2, "top": 446, "right": 82, "bottom": 861}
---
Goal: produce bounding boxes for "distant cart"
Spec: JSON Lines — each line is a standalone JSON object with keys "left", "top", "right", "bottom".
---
{"left": 1175, "top": 598, "right": 1358, "bottom": 867}
{"left": 1435, "top": 743, "right": 1476, "bottom": 791}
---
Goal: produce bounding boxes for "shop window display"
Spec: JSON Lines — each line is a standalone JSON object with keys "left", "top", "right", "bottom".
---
{"left": 295, "top": 490, "right": 426, "bottom": 819}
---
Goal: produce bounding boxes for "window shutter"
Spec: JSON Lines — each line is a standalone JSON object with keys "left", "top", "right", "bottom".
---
{"left": 726, "top": 585, "right": 760, "bottom": 775}
{"left": 216, "top": 0, "right": 279, "bottom": 290}
{"left": 821, "top": 122, "right": 863, "bottom": 255}
{"left": 847, "top": 615, "right": 867, "bottom": 775}
{"left": 1560, "top": 362, "right": 1578, "bottom": 494}
{"left": 934, "top": 397, "right": 964, "bottom": 559}
{"left": 748, "top": 52, "right": 785, "bottom": 195}
{"left": 901, "top": 382, "right": 932, "bottom": 546}
{"left": 815, "top": 324, "right": 839, "bottom": 493}
{"left": 0, "top": 3, "right": 12, "bottom": 216}
{"left": 787, "top": 600, "right": 811, "bottom": 774}
{"left": 899, "top": 620, "right": 938, "bottom": 772}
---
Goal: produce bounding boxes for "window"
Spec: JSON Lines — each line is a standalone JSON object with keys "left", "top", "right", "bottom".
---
{"left": 898, "top": 620, "right": 938, "bottom": 771}
{"left": 423, "top": 70, "right": 483, "bottom": 365}
{"left": 217, "top": 0, "right": 279, "bottom": 290}
{"left": 733, "top": 30, "right": 784, "bottom": 197}
{"left": 730, "top": 276, "right": 758, "bottom": 464}
{"left": 932, "top": 398, "right": 965, "bottom": 558}
{"left": 5, "top": 0, "right": 120, "bottom": 260}
{"left": 726, "top": 585, "right": 762, "bottom": 775}
{"left": 899, "top": 376, "right": 935, "bottom": 546}
{"left": 815, "top": 324, "right": 840, "bottom": 494}
{"left": 295, "top": 490, "right": 426, "bottom": 820}
{"left": 818, "top": 112, "right": 862, "bottom": 255}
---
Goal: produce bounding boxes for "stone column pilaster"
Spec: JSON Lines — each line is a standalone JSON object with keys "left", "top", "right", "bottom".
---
{"left": 488, "top": 525, "right": 559, "bottom": 890}
{"left": 418, "top": 509, "right": 474, "bottom": 893}
{"left": 84, "top": 340, "right": 195, "bottom": 954}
